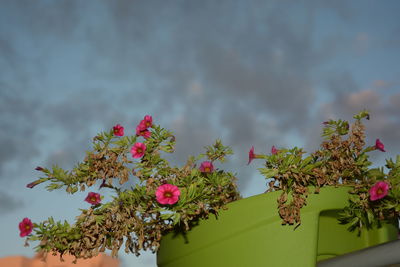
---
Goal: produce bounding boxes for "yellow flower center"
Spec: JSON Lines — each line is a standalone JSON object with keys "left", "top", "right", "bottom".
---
{"left": 91, "top": 197, "right": 97, "bottom": 202}
{"left": 377, "top": 188, "right": 383, "bottom": 195}
{"left": 164, "top": 191, "right": 172, "bottom": 198}
{"left": 205, "top": 167, "right": 210, "bottom": 172}
{"left": 25, "top": 225, "right": 31, "bottom": 230}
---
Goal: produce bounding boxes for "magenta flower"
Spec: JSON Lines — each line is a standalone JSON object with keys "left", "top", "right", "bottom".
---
{"left": 113, "top": 124, "right": 124, "bottom": 136}
{"left": 369, "top": 181, "right": 390, "bottom": 201}
{"left": 131, "top": 142, "right": 146, "bottom": 158}
{"left": 85, "top": 192, "right": 101, "bottom": 205}
{"left": 19, "top": 218, "right": 33, "bottom": 237}
{"left": 248, "top": 146, "right": 256, "bottom": 165}
{"left": 271, "top": 145, "right": 279, "bottom": 155}
{"left": 155, "top": 184, "right": 181, "bottom": 205}
{"left": 136, "top": 124, "right": 151, "bottom": 139}
{"left": 375, "top": 139, "right": 385, "bottom": 152}
{"left": 199, "top": 161, "right": 214, "bottom": 173}
{"left": 141, "top": 115, "right": 153, "bottom": 128}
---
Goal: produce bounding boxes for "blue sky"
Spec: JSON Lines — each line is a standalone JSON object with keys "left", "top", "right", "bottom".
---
{"left": 1, "top": 1, "right": 400, "bottom": 266}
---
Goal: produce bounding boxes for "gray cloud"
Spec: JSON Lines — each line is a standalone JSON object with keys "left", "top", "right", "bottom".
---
{"left": 0, "top": 87, "right": 41, "bottom": 178}
{"left": 3, "top": 0, "right": 80, "bottom": 40}
{"left": 0, "top": 0, "right": 358, "bottom": 192}
{"left": 1, "top": 0, "right": 399, "bottom": 193}
{"left": 0, "top": 191, "right": 23, "bottom": 214}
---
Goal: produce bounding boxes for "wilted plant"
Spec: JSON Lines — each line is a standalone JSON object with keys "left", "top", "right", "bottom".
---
{"left": 22, "top": 116, "right": 240, "bottom": 261}
{"left": 250, "top": 110, "right": 400, "bottom": 233}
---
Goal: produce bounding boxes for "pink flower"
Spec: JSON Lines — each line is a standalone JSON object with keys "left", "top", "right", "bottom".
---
{"left": 248, "top": 146, "right": 256, "bottom": 165}
{"left": 136, "top": 124, "right": 151, "bottom": 139}
{"left": 141, "top": 115, "right": 153, "bottom": 128}
{"left": 131, "top": 142, "right": 146, "bottom": 158}
{"left": 155, "top": 184, "right": 180, "bottom": 205}
{"left": 113, "top": 124, "right": 124, "bottom": 136}
{"left": 26, "top": 180, "right": 40, "bottom": 189}
{"left": 369, "top": 181, "right": 390, "bottom": 201}
{"left": 85, "top": 192, "right": 101, "bottom": 205}
{"left": 375, "top": 139, "right": 385, "bottom": 152}
{"left": 271, "top": 145, "right": 279, "bottom": 155}
{"left": 199, "top": 161, "right": 214, "bottom": 173}
{"left": 19, "top": 218, "right": 33, "bottom": 237}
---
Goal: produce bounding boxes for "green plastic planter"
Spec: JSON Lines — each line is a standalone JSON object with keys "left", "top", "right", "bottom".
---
{"left": 157, "top": 187, "right": 397, "bottom": 267}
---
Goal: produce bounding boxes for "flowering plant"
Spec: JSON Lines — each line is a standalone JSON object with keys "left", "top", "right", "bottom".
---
{"left": 22, "top": 116, "right": 240, "bottom": 261}
{"left": 249, "top": 110, "right": 400, "bottom": 233}
{"left": 21, "top": 111, "right": 400, "bottom": 261}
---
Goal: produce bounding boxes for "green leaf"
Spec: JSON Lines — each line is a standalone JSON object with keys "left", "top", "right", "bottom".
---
{"left": 348, "top": 194, "right": 359, "bottom": 203}
{"left": 300, "top": 156, "right": 313, "bottom": 168}
{"left": 349, "top": 216, "right": 359, "bottom": 226}
{"left": 386, "top": 158, "right": 395, "bottom": 169}
{"left": 353, "top": 110, "right": 370, "bottom": 120}
{"left": 366, "top": 210, "right": 374, "bottom": 224}
{"left": 172, "top": 212, "right": 181, "bottom": 225}
{"left": 395, "top": 204, "right": 400, "bottom": 212}
{"left": 258, "top": 168, "right": 278, "bottom": 178}
{"left": 160, "top": 212, "right": 173, "bottom": 220}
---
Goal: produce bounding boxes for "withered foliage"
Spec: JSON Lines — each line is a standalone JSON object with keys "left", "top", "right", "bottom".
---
{"left": 259, "top": 111, "right": 400, "bottom": 232}
{"left": 26, "top": 124, "right": 240, "bottom": 262}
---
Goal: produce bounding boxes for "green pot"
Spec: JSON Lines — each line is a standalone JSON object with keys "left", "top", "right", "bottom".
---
{"left": 157, "top": 187, "right": 397, "bottom": 267}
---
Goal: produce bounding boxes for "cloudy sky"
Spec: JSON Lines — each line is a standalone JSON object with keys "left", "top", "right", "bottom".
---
{"left": 1, "top": 1, "right": 400, "bottom": 266}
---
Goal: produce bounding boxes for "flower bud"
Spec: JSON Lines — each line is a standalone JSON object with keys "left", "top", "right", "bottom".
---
{"left": 26, "top": 181, "right": 38, "bottom": 189}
